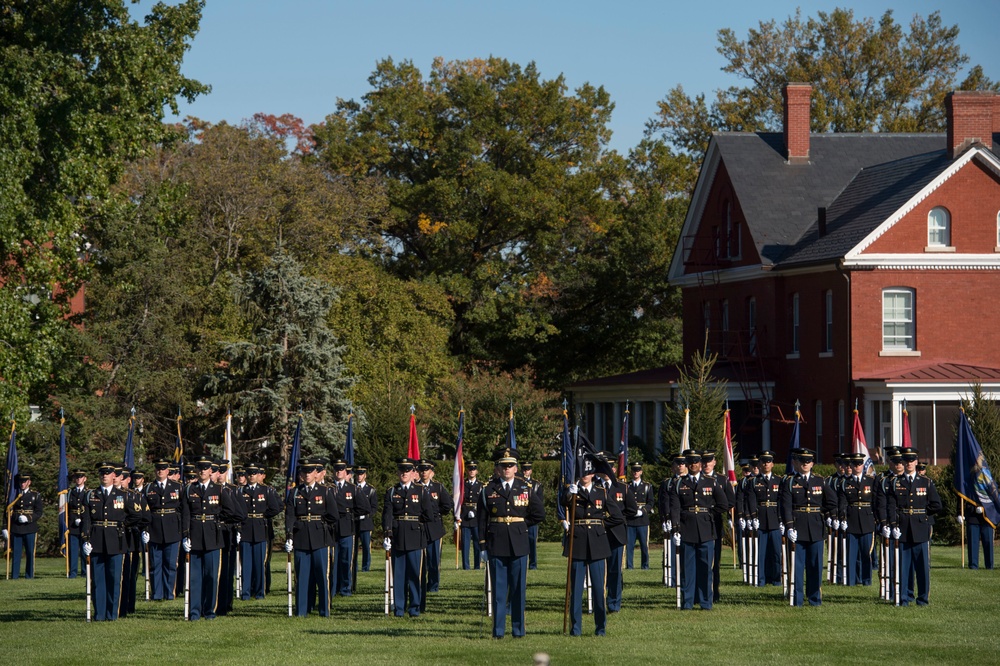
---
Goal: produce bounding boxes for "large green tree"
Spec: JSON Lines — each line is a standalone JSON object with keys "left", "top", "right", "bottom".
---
{"left": 312, "top": 56, "right": 616, "bottom": 369}
{"left": 653, "top": 8, "right": 998, "bottom": 158}
{"left": 0, "top": 0, "right": 207, "bottom": 409}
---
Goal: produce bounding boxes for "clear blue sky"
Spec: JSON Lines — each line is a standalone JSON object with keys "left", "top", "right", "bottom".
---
{"left": 141, "top": 0, "right": 999, "bottom": 154}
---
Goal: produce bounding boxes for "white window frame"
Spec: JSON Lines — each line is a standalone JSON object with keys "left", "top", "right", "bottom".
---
{"left": 882, "top": 288, "right": 915, "bottom": 352}
{"left": 995, "top": 210, "right": 1000, "bottom": 251}
{"left": 927, "top": 206, "right": 951, "bottom": 248}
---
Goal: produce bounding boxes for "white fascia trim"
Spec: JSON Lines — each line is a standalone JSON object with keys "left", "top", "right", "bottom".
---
{"left": 668, "top": 141, "right": 721, "bottom": 282}
{"left": 854, "top": 381, "right": 1000, "bottom": 403}
{"left": 843, "top": 254, "right": 1000, "bottom": 269}
{"left": 845, "top": 147, "right": 1000, "bottom": 261}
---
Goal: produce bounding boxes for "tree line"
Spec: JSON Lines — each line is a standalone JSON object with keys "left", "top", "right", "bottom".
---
{"left": 2, "top": 4, "right": 996, "bottom": 508}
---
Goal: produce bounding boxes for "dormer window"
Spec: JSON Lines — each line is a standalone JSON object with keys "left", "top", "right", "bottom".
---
{"left": 927, "top": 207, "right": 951, "bottom": 248}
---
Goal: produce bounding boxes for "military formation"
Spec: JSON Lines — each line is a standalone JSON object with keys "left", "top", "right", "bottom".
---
{"left": 6, "top": 440, "right": 990, "bottom": 635}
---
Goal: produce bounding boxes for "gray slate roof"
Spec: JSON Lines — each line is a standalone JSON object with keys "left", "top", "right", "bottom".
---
{"left": 714, "top": 132, "right": 946, "bottom": 266}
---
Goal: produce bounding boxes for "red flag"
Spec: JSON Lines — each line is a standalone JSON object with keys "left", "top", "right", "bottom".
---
{"left": 452, "top": 410, "right": 465, "bottom": 520}
{"left": 901, "top": 405, "right": 912, "bottom": 449}
{"left": 407, "top": 412, "right": 421, "bottom": 460}
{"left": 723, "top": 409, "right": 736, "bottom": 483}
{"left": 851, "top": 408, "right": 873, "bottom": 474}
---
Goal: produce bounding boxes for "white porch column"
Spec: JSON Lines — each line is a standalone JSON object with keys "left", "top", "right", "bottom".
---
{"left": 891, "top": 397, "right": 902, "bottom": 448}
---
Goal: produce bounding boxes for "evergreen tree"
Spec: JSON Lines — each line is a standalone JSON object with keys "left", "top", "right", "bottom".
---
{"left": 659, "top": 349, "right": 728, "bottom": 461}
{"left": 201, "top": 247, "right": 354, "bottom": 470}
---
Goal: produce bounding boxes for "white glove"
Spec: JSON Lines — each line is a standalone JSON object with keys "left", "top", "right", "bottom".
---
{"left": 568, "top": 483, "right": 578, "bottom": 495}
{"left": 562, "top": 520, "right": 570, "bottom": 532}
{"left": 665, "top": 520, "right": 672, "bottom": 532}
{"left": 480, "top": 550, "right": 488, "bottom": 561}
{"left": 840, "top": 521, "right": 847, "bottom": 532}
{"left": 182, "top": 538, "right": 192, "bottom": 552}
{"left": 825, "top": 517, "right": 832, "bottom": 527}
{"left": 881, "top": 525, "right": 891, "bottom": 539}
{"left": 752, "top": 518, "right": 759, "bottom": 530}
{"left": 832, "top": 519, "right": 840, "bottom": 531}
{"left": 957, "top": 515, "right": 965, "bottom": 525}
{"left": 468, "top": 510, "right": 476, "bottom": 519}
{"left": 453, "top": 521, "right": 460, "bottom": 531}
{"left": 636, "top": 509, "right": 643, "bottom": 517}
{"left": 892, "top": 527, "right": 901, "bottom": 540}
{"left": 1, "top": 529, "right": 7, "bottom": 541}
{"left": 83, "top": 542, "right": 93, "bottom": 556}
{"left": 236, "top": 531, "right": 241, "bottom": 544}
{"left": 17, "top": 515, "right": 28, "bottom": 524}
{"left": 285, "top": 539, "right": 294, "bottom": 552}
{"left": 383, "top": 537, "right": 391, "bottom": 551}
{"left": 358, "top": 515, "right": 366, "bottom": 521}
{"left": 788, "top": 528, "right": 798, "bottom": 543}
{"left": 727, "top": 518, "right": 734, "bottom": 531}
{"left": 672, "top": 533, "right": 681, "bottom": 547}
{"left": 739, "top": 518, "right": 746, "bottom": 530}
{"left": 779, "top": 523, "right": 785, "bottom": 536}
{"left": 976, "top": 506, "right": 984, "bottom": 515}
{"left": 661, "top": 522, "right": 668, "bottom": 532}
{"left": 141, "top": 531, "right": 150, "bottom": 544}
{"left": 74, "top": 518, "right": 82, "bottom": 526}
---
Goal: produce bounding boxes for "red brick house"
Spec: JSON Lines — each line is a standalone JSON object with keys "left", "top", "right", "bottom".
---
{"left": 569, "top": 85, "right": 1000, "bottom": 464}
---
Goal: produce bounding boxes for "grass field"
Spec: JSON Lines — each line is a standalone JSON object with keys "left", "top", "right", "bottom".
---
{"left": 1, "top": 542, "right": 996, "bottom": 665}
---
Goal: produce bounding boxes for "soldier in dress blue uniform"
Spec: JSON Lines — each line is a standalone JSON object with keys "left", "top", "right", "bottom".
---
{"left": 747, "top": 451, "right": 782, "bottom": 586}
{"left": 240, "top": 464, "right": 283, "bottom": 599}
{"left": 353, "top": 465, "right": 378, "bottom": 574}
{"left": 597, "top": 456, "right": 636, "bottom": 612}
{"left": 81, "top": 462, "right": 143, "bottom": 621}
{"left": 477, "top": 448, "right": 545, "bottom": 638}
{"left": 780, "top": 448, "right": 838, "bottom": 606}
{"left": 329, "top": 458, "right": 369, "bottom": 597}
{"left": 418, "top": 459, "right": 453, "bottom": 596}
{"left": 702, "top": 450, "right": 734, "bottom": 602}
{"left": 182, "top": 456, "right": 239, "bottom": 620}
{"left": 735, "top": 461, "right": 752, "bottom": 572}
{"left": 284, "top": 457, "right": 339, "bottom": 617}
{"left": 215, "top": 459, "right": 247, "bottom": 616}
{"left": 119, "top": 469, "right": 150, "bottom": 618}
{"left": 68, "top": 469, "right": 89, "bottom": 578}
{"left": 383, "top": 457, "right": 434, "bottom": 617}
{"left": 521, "top": 461, "right": 543, "bottom": 570}
{"left": 625, "top": 462, "right": 653, "bottom": 570}
{"left": 959, "top": 498, "right": 995, "bottom": 570}
{"left": 460, "top": 461, "right": 483, "bottom": 570}
{"left": 658, "top": 454, "right": 687, "bottom": 587}
{"left": 145, "top": 458, "right": 186, "bottom": 600}
{"left": 827, "top": 454, "right": 849, "bottom": 583}
{"left": 669, "top": 451, "right": 729, "bottom": 610}
{"left": 839, "top": 452, "right": 877, "bottom": 586}
{"left": 562, "top": 455, "right": 620, "bottom": 635}
{"left": 886, "top": 448, "right": 942, "bottom": 606}
{"left": 5, "top": 472, "right": 43, "bottom": 579}
{"left": 874, "top": 447, "right": 903, "bottom": 599}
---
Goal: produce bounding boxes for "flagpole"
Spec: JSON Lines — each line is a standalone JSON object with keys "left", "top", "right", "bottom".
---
{"left": 5, "top": 415, "right": 15, "bottom": 580}
{"left": 960, "top": 497, "right": 965, "bottom": 569}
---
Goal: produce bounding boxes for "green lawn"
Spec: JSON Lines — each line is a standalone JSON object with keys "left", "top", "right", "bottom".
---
{"left": 1, "top": 543, "right": 996, "bottom": 665}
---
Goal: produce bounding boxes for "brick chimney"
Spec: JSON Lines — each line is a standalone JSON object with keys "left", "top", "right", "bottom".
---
{"left": 945, "top": 91, "right": 994, "bottom": 158}
{"left": 783, "top": 83, "right": 811, "bottom": 165}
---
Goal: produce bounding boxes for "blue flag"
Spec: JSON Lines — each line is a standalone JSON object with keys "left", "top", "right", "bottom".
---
{"left": 344, "top": 411, "right": 355, "bottom": 467}
{"left": 58, "top": 415, "right": 70, "bottom": 561}
{"left": 123, "top": 412, "right": 136, "bottom": 470}
{"left": 5, "top": 420, "right": 19, "bottom": 522}
{"left": 955, "top": 409, "right": 1000, "bottom": 529}
{"left": 617, "top": 406, "right": 629, "bottom": 481}
{"left": 558, "top": 409, "right": 574, "bottom": 521}
{"left": 285, "top": 413, "right": 303, "bottom": 503}
{"left": 507, "top": 404, "right": 517, "bottom": 451}
{"left": 575, "top": 431, "right": 616, "bottom": 481}
{"left": 785, "top": 409, "right": 801, "bottom": 476}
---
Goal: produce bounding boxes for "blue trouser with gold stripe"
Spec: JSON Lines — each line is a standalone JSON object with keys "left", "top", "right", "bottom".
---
{"left": 606, "top": 544, "right": 624, "bottom": 611}
{"left": 569, "top": 558, "right": 606, "bottom": 635}
{"left": 967, "top": 522, "right": 995, "bottom": 570}
{"left": 792, "top": 539, "right": 824, "bottom": 606}
{"left": 92, "top": 552, "right": 123, "bottom": 621}
{"left": 189, "top": 548, "right": 221, "bottom": 620}
{"left": 899, "top": 540, "right": 930, "bottom": 605}
{"left": 392, "top": 547, "right": 423, "bottom": 616}
{"left": 10, "top": 533, "right": 36, "bottom": 579}
{"left": 680, "top": 539, "right": 714, "bottom": 609}
{"left": 626, "top": 525, "right": 649, "bottom": 569}
{"left": 489, "top": 553, "right": 527, "bottom": 637}
{"left": 294, "top": 546, "right": 329, "bottom": 617}
{"left": 333, "top": 534, "right": 354, "bottom": 596}
{"left": 461, "top": 525, "right": 480, "bottom": 569}
{"left": 240, "top": 540, "right": 267, "bottom": 600}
